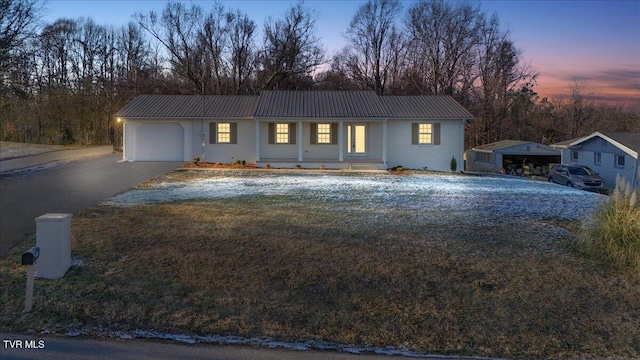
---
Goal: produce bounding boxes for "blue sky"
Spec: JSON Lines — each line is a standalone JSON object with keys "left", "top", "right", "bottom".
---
{"left": 43, "top": 0, "right": 640, "bottom": 105}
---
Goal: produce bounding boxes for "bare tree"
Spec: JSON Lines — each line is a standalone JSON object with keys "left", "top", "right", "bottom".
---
{"left": 136, "top": 1, "right": 206, "bottom": 93}
{"left": 199, "top": 2, "right": 229, "bottom": 94}
{"left": 472, "top": 15, "right": 537, "bottom": 144}
{"left": 405, "top": 0, "right": 483, "bottom": 96}
{"left": 228, "top": 9, "right": 256, "bottom": 94}
{"left": 343, "top": 0, "right": 402, "bottom": 95}
{"left": 0, "top": 0, "right": 42, "bottom": 81}
{"left": 258, "top": 1, "right": 324, "bottom": 90}
{"left": 563, "top": 80, "right": 597, "bottom": 138}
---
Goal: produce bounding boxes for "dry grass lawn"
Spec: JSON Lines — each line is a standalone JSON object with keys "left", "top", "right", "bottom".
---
{"left": 1, "top": 171, "right": 639, "bottom": 359}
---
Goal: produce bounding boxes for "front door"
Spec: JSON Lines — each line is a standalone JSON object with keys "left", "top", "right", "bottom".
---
{"left": 347, "top": 124, "right": 367, "bottom": 156}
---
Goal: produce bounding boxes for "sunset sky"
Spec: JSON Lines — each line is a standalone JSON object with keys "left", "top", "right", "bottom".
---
{"left": 43, "top": 0, "right": 640, "bottom": 106}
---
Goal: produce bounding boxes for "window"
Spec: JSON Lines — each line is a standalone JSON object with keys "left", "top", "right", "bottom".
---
{"left": 217, "top": 123, "right": 231, "bottom": 143}
{"left": 615, "top": 154, "right": 625, "bottom": 168}
{"left": 317, "top": 123, "right": 331, "bottom": 144}
{"left": 418, "top": 123, "right": 433, "bottom": 144}
{"left": 412, "top": 123, "right": 440, "bottom": 145}
{"left": 276, "top": 123, "right": 289, "bottom": 144}
{"left": 209, "top": 122, "right": 237, "bottom": 144}
{"left": 571, "top": 150, "right": 579, "bottom": 162}
{"left": 594, "top": 152, "right": 601, "bottom": 166}
{"left": 268, "top": 123, "right": 296, "bottom": 144}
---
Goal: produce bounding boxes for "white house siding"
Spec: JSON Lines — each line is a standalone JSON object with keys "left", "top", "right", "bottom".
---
{"left": 386, "top": 119, "right": 463, "bottom": 172}
{"left": 302, "top": 122, "right": 339, "bottom": 160}
{"left": 563, "top": 140, "right": 639, "bottom": 189}
{"left": 201, "top": 119, "right": 255, "bottom": 164}
{"left": 123, "top": 120, "right": 192, "bottom": 161}
{"left": 465, "top": 150, "right": 497, "bottom": 172}
{"left": 258, "top": 121, "right": 298, "bottom": 159}
{"left": 363, "top": 122, "right": 384, "bottom": 160}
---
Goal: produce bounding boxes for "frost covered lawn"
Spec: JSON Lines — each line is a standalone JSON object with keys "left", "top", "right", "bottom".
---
{"left": 0, "top": 141, "right": 71, "bottom": 160}
{"left": 2, "top": 170, "right": 639, "bottom": 359}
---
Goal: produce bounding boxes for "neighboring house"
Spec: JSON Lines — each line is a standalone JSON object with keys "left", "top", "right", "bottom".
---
{"left": 115, "top": 91, "right": 474, "bottom": 171}
{"left": 551, "top": 131, "right": 640, "bottom": 189}
{"left": 465, "top": 140, "right": 560, "bottom": 175}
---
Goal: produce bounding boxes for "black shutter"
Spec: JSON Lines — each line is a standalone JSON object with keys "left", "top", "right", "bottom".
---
{"left": 209, "top": 122, "right": 217, "bottom": 144}
{"left": 310, "top": 123, "right": 317, "bottom": 145}
{"left": 433, "top": 123, "right": 441, "bottom": 145}
{"left": 290, "top": 122, "right": 297, "bottom": 144}
{"left": 268, "top": 123, "right": 274, "bottom": 144}
{"left": 230, "top": 123, "right": 238, "bottom": 144}
{"left": 331, "top": 123, "right": 338, "bottom": 144}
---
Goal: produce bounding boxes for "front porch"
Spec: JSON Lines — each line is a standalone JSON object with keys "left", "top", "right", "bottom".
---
{"left": 255, "top": 119, "right": 387, "bottom": 169}
{"left": 256, "top": 158, "right": 386, "bottom": 170}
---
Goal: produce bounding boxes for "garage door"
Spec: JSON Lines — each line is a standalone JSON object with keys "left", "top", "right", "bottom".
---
{"left": 135, "top": 122, "right": 184, "bottom": 161}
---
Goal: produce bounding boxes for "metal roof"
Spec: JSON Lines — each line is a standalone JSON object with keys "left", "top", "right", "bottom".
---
{"left": 600, "top": 132, "right": 640, "bottom": 154}
{"left": 570, "top": 131, "right": 640, "bottom": 158}
{"left": 379, "top": 96, "right": 474, "bottom": 119}
{"left": 115, "top": 92, "right": 474, "bottom": 120}
{"left": 473, "top": 140, "right": 533, "bottom": 152}
{"left": 114, "top": 95, "right": 260, "bottom": 118}
{"left": 253, "top": 90, "right": 387, "bottom": 118}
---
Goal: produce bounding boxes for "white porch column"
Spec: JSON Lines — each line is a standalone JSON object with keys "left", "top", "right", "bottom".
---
{"left": 382, "top": 119, "right": 388, "bottom": 165}
{"left": 298, "top": 120, "right": 303, "bottom": 161}
{"left": 255, "top": 119, "right": 260, "bottom": 161}
{"left": 338, "top": 120, "right": 344, "bottom": 161}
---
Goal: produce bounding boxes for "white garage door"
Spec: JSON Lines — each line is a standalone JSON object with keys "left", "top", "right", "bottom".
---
{"left": 135, "top": 122, "right": 184, "bottom": 161}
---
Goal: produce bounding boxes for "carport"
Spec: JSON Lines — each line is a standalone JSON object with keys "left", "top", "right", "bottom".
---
{"left": 465, "top": 140, "right": 560, "bottom": 175}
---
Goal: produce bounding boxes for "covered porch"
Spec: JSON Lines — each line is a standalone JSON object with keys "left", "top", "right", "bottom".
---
{"left": 254, "top": 119, "right": 387, "bottom": 169}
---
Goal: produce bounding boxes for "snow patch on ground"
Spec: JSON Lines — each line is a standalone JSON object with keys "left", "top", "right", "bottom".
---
{"left": 0, "top": 141, "right": 66, "bottom": 160}
{"left": 104, "top": 172, "right": 606, "bottom": 223}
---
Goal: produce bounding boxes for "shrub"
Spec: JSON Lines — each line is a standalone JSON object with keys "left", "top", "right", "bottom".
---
{"left": 193, "top": 156, "right": 200, "bottom": 165}
{"left": 581, "top": 175, "right": 640, "bottom": 273}
{"left": 450, "top": 156, "right": 457, "bottom": 172}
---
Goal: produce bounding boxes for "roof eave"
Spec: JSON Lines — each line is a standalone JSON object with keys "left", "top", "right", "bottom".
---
{"left": 571, "top": 131, "right": 639, "bottom": 159}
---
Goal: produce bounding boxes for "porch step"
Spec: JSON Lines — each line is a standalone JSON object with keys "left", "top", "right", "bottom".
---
{"left": 348, "top": 163, "right": 381, "bottom": 171}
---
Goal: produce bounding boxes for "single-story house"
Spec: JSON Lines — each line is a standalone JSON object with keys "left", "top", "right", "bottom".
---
{"left": 465, "top": 140, "right": 560, "bottom": 175}
{"left": 551, "top": 131, "right": 640, "bottom": 189}
{"left": 115, "top": 91, "right": 474, "bottom": 171}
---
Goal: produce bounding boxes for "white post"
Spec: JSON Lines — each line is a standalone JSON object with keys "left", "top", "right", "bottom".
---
{"left": 255, "top": 119, "right": 260, "bottom": 161}
{"left": 298, "top": 120, "right": 303, "bottom": 161}
{"left": 382, "top": 119, "right": 388, "bottom": 165}
{"left": 338, "top": 120, "right": 344, "bottom": 162}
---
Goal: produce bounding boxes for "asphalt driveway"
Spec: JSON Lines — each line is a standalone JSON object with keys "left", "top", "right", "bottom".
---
{"left": 0, "top": 153, "right": 181, "bottom": 256}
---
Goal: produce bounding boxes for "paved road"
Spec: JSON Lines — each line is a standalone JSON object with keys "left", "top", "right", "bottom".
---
{"left": 0, "top": 154, "right": 181, "bottom": 256}
{"left": 0, "top": 333, "right": 477, "bottom": 360}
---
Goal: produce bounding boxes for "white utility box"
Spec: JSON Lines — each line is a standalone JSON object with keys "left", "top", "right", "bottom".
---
{"left": 35, "top": 213, "right": 72, "bottom": 279}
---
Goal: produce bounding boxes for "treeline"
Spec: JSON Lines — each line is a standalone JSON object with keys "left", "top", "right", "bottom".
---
{"left": 1, "top": 0, "right": 638, "bottom": 148}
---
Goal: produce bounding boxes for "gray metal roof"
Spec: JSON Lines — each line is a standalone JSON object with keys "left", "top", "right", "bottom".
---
{"left": 114, "top": 95, "right": 260, "bottom": 118}
{"left": 115, "top": 92, "right": 474, "bottom": 120}
{"left": 473, "top": 140, "right": 533, "bottom": 152}
{"left": 379, "top": 96, "right": 474, "bottom": 119}
{"left": 473, "top": 140, "right": 559, "bottom": 155}
{"left": 600, "top": 132, "right": 640, "bottom": 153}
{"left": 253, "top": 90, "right": 387, "bottom": 118}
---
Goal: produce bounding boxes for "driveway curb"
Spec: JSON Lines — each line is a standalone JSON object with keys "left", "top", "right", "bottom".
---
{"left": 0, "top": 146, "right": 114, "bottom": 173}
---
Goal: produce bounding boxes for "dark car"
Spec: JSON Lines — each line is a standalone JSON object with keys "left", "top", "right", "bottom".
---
{"left": 548, "top": 164, "right": 607, "bottom": 193}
